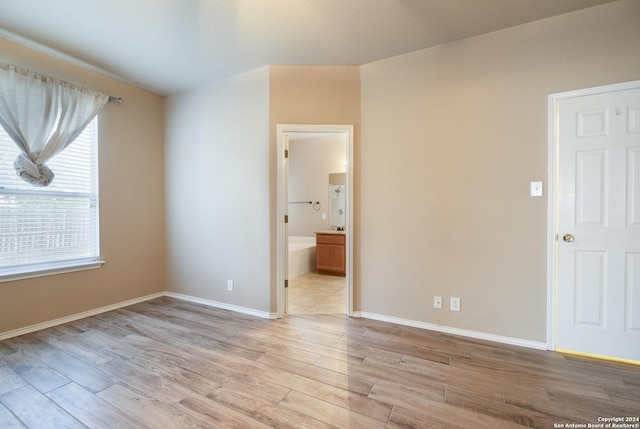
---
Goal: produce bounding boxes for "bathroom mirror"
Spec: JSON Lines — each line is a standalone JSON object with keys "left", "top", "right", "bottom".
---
{"left": 328, "top": 173, "right": 346, "bottom": 229}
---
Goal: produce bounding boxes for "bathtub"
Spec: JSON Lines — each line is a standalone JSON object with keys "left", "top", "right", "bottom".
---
{"left": 288, "top": 236, "right": 316, "bottom": 279}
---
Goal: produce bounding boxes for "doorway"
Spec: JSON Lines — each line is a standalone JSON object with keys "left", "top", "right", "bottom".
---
{"left": 276, "top": 124, "right": 354, "bottom": 318}
{"left": 548, "top": 81, "right": 640, "bottom": 363}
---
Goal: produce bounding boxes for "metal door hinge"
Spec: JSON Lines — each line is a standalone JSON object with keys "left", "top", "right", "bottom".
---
{"left": 284, "top": 215, "right": 288, "bottom": 223}
{"left": 284, "top": 279, "right": 289, "bottom": 288}
{"left": 284, "top": 149, "right": 289, "bottom": 158}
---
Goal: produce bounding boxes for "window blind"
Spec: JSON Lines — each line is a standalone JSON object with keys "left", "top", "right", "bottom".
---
{"left": 0, "top": 119, "right": 99, "bottom": 271}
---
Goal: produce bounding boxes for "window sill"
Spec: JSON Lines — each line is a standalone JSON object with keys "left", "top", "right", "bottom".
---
{"left": 0, "top": 259, "right": 105, "bottom": 283}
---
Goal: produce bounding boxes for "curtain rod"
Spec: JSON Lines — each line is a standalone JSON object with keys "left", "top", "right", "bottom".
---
{"left": 1, "top": 62, "right": 124, "bottom": 105}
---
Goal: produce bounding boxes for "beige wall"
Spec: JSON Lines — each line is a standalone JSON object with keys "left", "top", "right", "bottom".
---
{"left": 288, "top": 134, "right": 347, "bottom": 237}
{"left": 0, "top": 37, "right": 165, "bottom": 334}
{"left": 269, "top": 66, "right": 361, "bottom": 312}
{"left": 165, "top": 66, "right": 360, "bottom": 315}
{"left": 165, "top": 66, "right": 359, "bottom": 315}
{"left": 360, "top": 0, "right": 640, "bottom": 342}
{"left": 164, "top": 67, "right": 272, "bottom": 313}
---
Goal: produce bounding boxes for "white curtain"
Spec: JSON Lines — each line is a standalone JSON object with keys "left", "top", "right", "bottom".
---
{"left": 0, "top": 63, "right": 109, "bottom": 186}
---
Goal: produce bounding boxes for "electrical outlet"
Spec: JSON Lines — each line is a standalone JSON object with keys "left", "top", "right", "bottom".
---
{"left": 227, "top": 280, "right": 233, "bottom": 291}
{"left": 450, "top": 297, "right": 460, "bottom": 312}
{"left": 433, "top": 295, "right": 442, "bottom": 309}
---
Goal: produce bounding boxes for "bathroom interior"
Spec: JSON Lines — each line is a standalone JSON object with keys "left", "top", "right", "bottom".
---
{"left": 287, "top": 132, "right": 347, "bottom": 315}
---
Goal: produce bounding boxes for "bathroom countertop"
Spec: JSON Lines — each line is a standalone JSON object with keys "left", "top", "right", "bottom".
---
{"left": 315, "top": 230, "right": 346, "bottom": 235}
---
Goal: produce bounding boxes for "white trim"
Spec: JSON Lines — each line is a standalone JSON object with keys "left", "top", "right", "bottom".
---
{"left": 358, "top": 312, "right": 548, "bottom": 351}
{"left": 0, "top": 290, "right": 544, "bottom": 351}
{"left": 0, "top": 291, "right": 277, "bottom": 341}
{"left": 276, "top": 126, "right": 287, "bottom": 318}
{"left": 276, "top": 124, "right": 354, "bottom": 318}
{"left": 0, "top": 259, "right": 106, "bottom": 283}
{"left": 0, "top": 292, "right": 164, "bottom": 341}
{"left": 165, "top": 292, "right": 277, "bottom": 319}
{"left": 547, "top": 91, "right": 559, "bottom": 352}
{"left": 546, "top": 80, "right": 640, "bottom": 352}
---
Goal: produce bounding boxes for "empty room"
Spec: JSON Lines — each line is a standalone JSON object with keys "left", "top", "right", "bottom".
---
{"left": 0, "top": 1, "right": 639, "bottom": 428}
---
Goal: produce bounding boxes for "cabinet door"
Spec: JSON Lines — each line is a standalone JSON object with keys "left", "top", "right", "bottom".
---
{"left": 317, "top": 243, "right": 345, "bottom": 274}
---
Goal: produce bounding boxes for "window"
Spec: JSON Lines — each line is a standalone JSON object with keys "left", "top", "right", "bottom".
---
{"left": 0, "top": 118, "right": 102, "bottom": 280}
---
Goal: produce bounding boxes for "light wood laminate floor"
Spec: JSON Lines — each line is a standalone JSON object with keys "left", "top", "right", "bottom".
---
{"left": 0, "top": 297, "right": 638, "bottom": 428}
{"left": 288, "top": 272, "right": 346, "bottom": 315}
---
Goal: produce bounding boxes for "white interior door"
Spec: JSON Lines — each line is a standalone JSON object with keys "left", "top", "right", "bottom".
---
{"left": 556, "top": 85, "right": 640, "bottom": 362}
{"left": 283, "top": 133, "right": 290, "bottom": 315}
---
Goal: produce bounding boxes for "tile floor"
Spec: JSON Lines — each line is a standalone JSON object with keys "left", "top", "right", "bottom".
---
{"left": 288, "top": 271, "right": 346, "bottom": 314}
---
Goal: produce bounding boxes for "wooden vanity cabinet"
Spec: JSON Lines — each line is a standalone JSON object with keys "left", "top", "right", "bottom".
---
{"left": 315, "top": 233, "right": 346, "bottom": 276}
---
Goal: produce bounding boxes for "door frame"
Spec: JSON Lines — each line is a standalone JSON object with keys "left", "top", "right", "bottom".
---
{"left": 546, "top": 80, "right": 640, "bottom": 351}
{"left": 276, "top": 124, "right": 354, "bottom": 318}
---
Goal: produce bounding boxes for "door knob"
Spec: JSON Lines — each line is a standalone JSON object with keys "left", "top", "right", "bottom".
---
{"left": 562, "top": 234, "right": 575, "bottom": 243}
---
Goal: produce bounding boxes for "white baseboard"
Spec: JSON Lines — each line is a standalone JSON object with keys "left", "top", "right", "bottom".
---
{"left": 165, "top": 292, "right": 277, "bottom": 320}
{"left": 1, "top": 293, "right": 544, "bottom": 352}
{"left": 0, "top": 291, "right": 277, "bottom": 341}
{"left": 0, "top": 292, "right": 165, "bottom": 341}
{"left": 356, "top": 311, "right": 548, "bottom": 351}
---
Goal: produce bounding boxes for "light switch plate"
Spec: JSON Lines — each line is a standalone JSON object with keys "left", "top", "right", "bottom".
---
{"left": 530, "top": 181, "right": 543, "bottom": 197}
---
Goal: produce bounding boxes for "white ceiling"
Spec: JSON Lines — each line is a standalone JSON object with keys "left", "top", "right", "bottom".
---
{"left": 0, "top": 0, "right": 617, "bottom": 96}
